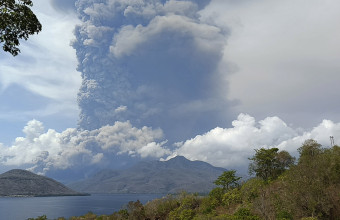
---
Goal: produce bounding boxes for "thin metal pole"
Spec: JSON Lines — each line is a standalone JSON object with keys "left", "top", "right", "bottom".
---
{"left": 330, "top": 136, "right": 335, "bottom": 147}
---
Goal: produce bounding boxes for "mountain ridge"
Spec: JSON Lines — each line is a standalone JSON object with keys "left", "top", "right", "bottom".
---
{"left": 68, "top": 156, "right": 227, "bottom": 194}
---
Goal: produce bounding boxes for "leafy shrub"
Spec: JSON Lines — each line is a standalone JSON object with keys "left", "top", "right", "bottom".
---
{"left": 144, "top": 195, "right": 180, "bottom": 219}
{"left": 239, "top": 178, "right": 265, "bottom": 203}
{"left": 223, "top": 188, "right": 241, "bottom": 206}
{"left": 276, "top": 210, "right": 293, "bottom": 220}
{"left": 231, "top": 208, "right": 261, "bottom": 220}
{"left": 208, "top": 187, "right": 224, "bottom": 208}
{"left": 27, "top": 215, "right": 48, "bottom": 220}
{"left": 126, "top": 200, "right": 145, "bottom": 219}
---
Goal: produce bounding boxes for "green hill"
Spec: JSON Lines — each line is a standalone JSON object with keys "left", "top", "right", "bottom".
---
{"left": 0, "top": 169, "right": 87, "bottom": 197}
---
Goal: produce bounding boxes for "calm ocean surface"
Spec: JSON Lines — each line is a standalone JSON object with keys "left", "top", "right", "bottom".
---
{"left": 0, "top": 194, "right": 164, "bottom": 219}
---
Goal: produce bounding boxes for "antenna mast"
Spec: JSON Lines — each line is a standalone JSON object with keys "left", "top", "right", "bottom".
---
{"left": 330, "top": 136, "right": 335, "bottom": 147}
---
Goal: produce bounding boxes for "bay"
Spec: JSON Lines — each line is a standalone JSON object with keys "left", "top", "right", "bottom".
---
{"left": 0, "top": 194, "right": 165, "bottom": 220}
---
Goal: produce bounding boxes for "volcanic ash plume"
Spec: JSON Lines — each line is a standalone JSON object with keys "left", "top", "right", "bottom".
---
{"left": 72, "top": 0, "right": 230, "bottom": 141}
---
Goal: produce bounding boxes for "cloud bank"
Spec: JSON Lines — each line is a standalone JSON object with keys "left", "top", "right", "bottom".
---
{"left": 73, "top": 0, "right": 231, "bottom": 142}
{"left": 168, "top": 113, "right": 340, "bottom": 172}
{"left": 0, "top": 120, "right": 168, "bottom": 175}
{"left": 1, "top": 114, "right": 339, "bottom": 176}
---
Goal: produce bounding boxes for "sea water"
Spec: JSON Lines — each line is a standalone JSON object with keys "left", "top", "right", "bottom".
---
{"left": 0, "top": 194, "right": 164, "bottom": 219}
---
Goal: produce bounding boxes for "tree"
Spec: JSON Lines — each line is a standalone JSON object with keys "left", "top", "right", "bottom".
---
{"left": 214, "top": 170, "right": 241, "bottom": 191}
{"left": 277, "top": 141, "right": 340, "bottom": 218}
{"left": 249, "top": 148, "right": 295, "bottom": 182}
{"left": 0, "top": 0, "right": 42, "bottom": 56}
{"left": 276, "top": 150, "right": 296, "bottom": 171}
{"left": 297, "top": 139, "right": 323, "bottom": 164}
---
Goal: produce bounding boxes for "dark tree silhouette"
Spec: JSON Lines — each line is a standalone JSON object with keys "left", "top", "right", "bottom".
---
{"left": 0, "top": 0, "right": 42, "bottom": 56}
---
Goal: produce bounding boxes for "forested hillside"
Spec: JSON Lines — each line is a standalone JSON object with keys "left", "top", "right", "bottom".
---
{"left": 30, "top": 139, "right": 340, "bottom": 220}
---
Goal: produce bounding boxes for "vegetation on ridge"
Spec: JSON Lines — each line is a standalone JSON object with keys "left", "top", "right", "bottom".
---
{"left": 29, "top": 139, "right": 340, "bottom": 220}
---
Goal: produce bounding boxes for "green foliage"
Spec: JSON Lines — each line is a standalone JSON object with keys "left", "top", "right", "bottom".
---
{"left": 0, "top": 0, "right": 42, "bottom": 56}
{"left": 276, "top": 150, "right": 296, "bottom": 170}
{"left": 239, "top": 177, "right": 265, "bottom": 203}
{"left": 276, "top": 210, "right": 293, "bottom": 220}
{"left": 169, "top": 208, "right": 196, "bottom": 220}
{"left": 214, "top": 170, "right": 241, "bottom": 191}
{"left": 205, "top": 208, "right": 261, "bottom": 220}
{"left": 208, "top": 187, "right": 224, "bottom": 207}
{"left": 126, "top": 200, "right": 145, "bottom": 219}
{"left": 243, "top": 140, "right": 340, "bottom": 219}
{"left": 298, "top": 139, "right": 323, "bottom": 164}
{"left": 144, "top": 194, "right": 180, "bottom": 219}
{"left": 275, "top": 141, "right": 340, "bottom": 219}
{"left": 114, "top": 209, "right": 129, "bottom": 219}
{"left": 231, "top": 208, "right": 261, "bottom": 220}
{"left": 222, "top": 188, "right": 241, "bottom": 206}
{"left": 27, "top": 215, "right": 47, "bottom": 220}
{"left": 168, "top": 193, "right": 200, "bottom": 220}
{"left": 249, "top": 147, "right": 295, "bottom": 181}
{"left": 70, "top": 212, "right": 97, "bottom": 220}
{"left": 198, "top": 196, "right": 216, "bottom": 215}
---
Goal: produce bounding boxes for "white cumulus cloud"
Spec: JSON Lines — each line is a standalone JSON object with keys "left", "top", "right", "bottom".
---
{"left": 168, "top": 113, "right": 340, "bottom": 172}
{"left": 0, "top": 120, "right": 169, "bottom": 174}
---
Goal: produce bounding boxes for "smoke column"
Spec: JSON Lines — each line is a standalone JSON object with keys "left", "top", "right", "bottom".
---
{"left": 73, "top": 0, "right": 229, "bottom": 142}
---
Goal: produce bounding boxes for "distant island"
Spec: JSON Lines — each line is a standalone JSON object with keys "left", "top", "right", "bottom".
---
{"left": 68, "top": 156, "right": 227, "bottom": 194}
{"left": 0, "top": 169, "right": 88, "bottom": 197}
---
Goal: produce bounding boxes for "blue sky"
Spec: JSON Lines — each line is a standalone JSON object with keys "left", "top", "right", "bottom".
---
{"left": 0, "top": 0, "right": 340, "bottom": 178}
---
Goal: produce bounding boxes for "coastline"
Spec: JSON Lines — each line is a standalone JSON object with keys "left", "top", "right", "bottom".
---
{"left": 0, "top": 193, "right": 90, "bottom": 198}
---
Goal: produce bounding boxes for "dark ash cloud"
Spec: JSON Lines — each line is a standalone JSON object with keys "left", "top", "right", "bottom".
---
{"left": 50, "top": 0, "right": 77, "bottom": 12}
{"left": 73, "top": 0, "right": 231, "bottom": 142}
